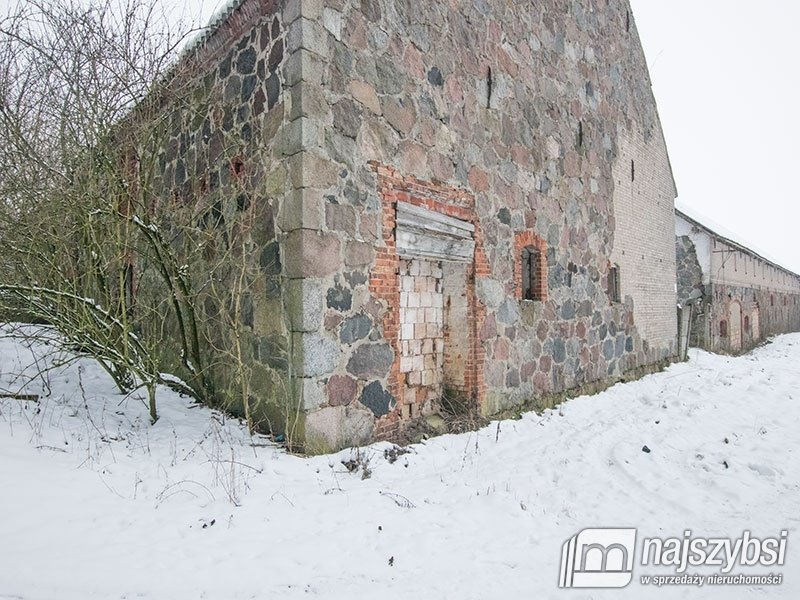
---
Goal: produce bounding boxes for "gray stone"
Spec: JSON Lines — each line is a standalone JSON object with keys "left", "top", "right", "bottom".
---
{"left": 286, "top": 278, "right": 324, "bottom": 332}
{"left": 301, "top": 378, "right": 326, "bottom": 410}
{"left": 259, "top": 241, "right": 281, "bottom": 275}
{"left": 283, "top": 49, "right": 325, "bottom": 87}
{"left": 553, "top": 338, "right": 566, "bottom": 363}
{"left": 602, "top": 339, "right": 615, "bottom": 361}
{"left": 505, "top": 368, "right": 520, "bottom": 388}
{"left": 346, "top": 343, "right": 394, "bottom": 378}
{"left": 286, "top": 18, "right": 330, "bottom": 58}
{"left": 332, "top": 98, "right": 362, "bottom": 139}
{"left": 268, "top": 39, "right": 284, "bottom": 73}
{"left": 615, "top": 334, "right": 626, "bottom": 358}
{"left": 561, "top": 300, "right": 576, "bottom": 320}
{"left": 340, "top": 314, "right": 372, "bottom": 344}
{"left": 327, "top": 284, "right": 352, "bottom": 311}
{"left": 241, "top": 75, "right": 257, "bottom": 101}
{"left": 476, "top": 277, "right": 506, "bottom": 310}
{"left": 345, "top": 271, "right": 368, "bottom": 287}
{"left": 297, "top": 333, "right": 339, "bottom": 377}
{"left": 224, "top": 76, "right": 241, "bottom": 103}
{"left": 360, "top": 0, "right": 381, "bottom": 23}
{"left": 236, "top": 47, "right": 257, "bottom": 74}
{"left": 496, "top": 298, "right": 520, "bottom": 324}
{"left": 218, "top": 53, "right": 232, "bottom": 79}
{"left": 265, "top": 71, "right": 280, "bottom": 109}
{"left": 359, "top": 381, "right": 395, "bottom": 417}
{"left": 497, "top": 207, "right": 511, "bottom": 225}
{"left": 381, "top": 96, "right": 415, "bottom": 133}
{"left": 304, "top": 405, "right": 374, "bottom": 454}
{"left": 427, "top": 66, "right": 444, "bottom": 87}
{"left": 344, "top": 241, "right": 373, "bottom": 267}
{"left": 284, "top": 229, "right": 341, "bottom": 278}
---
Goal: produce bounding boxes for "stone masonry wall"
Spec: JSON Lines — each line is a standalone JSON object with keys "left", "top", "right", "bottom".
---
{"left": 676, "top": 234, "right": 707, "bottom": 347}
{"left": 133, "top": 0, "right": 294, "bottom": 432}
{"left": 282, "top": 0, "right": 679, "bottom": 451}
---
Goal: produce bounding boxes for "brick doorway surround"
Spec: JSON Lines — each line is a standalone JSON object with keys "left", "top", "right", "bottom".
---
{"left": 368, "top": 162, "right": 489, "bottom": 438}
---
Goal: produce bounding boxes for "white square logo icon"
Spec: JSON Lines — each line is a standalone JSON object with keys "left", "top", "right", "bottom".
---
{"left": 559, "top": 528, "right": 637, "bottom": 588}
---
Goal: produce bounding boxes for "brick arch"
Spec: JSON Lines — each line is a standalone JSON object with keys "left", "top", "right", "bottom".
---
{"left": 513, "top": 231, "right": 548, "bottom": 302}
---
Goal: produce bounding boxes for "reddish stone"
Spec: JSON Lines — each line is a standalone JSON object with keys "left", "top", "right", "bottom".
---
{"left": 520, "top": 361, "right": 536, "bottom": 381}
{"left": 539, "top": 355, "right": 552, "bottom": 373}
{"left": 468, "top": 166, "right": 489, "bottom": 192}
{"left": 480, "top": 313, "right": 497, "bottom": 341}
{"left": 403, "top": 42, "right": 426, "bottom": 79}
{"left": 533, "top": 371, "right": 550, "bottom": 393}
{"left": 493, "top": 337, "right": 509, "bottom": 360}
{"left": 580, "top": 346, "right": 591, "bottom": 366}
{"left": 327, "top": 375, "right": 358, "bottom": 407}
{"left": 324, "top": 311, "right": 343, "bottom": 331}
{"left": 536, "top": 321, "right": 548, "bottom": 342}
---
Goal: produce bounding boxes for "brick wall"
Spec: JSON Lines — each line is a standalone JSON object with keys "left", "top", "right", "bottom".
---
{"left": 398, "top": 258, "right": 445, "bottom": 413}
{"left": 610, "top": 126, "right": 678, "bottom": 361}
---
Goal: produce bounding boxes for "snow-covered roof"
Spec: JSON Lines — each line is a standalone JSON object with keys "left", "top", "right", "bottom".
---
{"left": 675, "top": 202, "right": 800, "bottom": 279}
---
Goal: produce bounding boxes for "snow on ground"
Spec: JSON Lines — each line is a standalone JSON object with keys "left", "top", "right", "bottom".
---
{"left": 1, "top": 326, "right": 798, "bottom": 600}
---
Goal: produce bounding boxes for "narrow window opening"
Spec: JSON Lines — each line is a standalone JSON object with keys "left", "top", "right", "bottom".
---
{"left": 744, "top": 315, "right": 750, "bottom": 333}
{"left": 607, "top": 265, "right": 621, "bottom": 303}
{"left": 577, "top": 121, "right": 584, "bottom": 148}
{"left": 487, "top": 66, "right": 493, "bottom": 107}
{"left": 626, "top": 11, "right": 630, "bottom": 32}
{"left": 720, "top": 320, "right": 728, "bottom": 338}
{"left": 522, "top": 246, "right": 542, "bottom": 301}
{"left": 771, "top": 295, "right": 775, "bottom": 307}
{"left": 630, "top": 160, "right": 635, "bottom": 182}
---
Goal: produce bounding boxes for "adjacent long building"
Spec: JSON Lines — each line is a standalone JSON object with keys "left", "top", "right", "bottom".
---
{"left": 676, "top": 209, "right": 800, "bottom": 354}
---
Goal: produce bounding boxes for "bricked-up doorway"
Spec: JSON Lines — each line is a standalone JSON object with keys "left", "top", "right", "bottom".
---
{"left": 369, "top": 163, "right": 489, "bottom": 434}
{"left": 395, "top": 202, "right": 474, "bottom": 417}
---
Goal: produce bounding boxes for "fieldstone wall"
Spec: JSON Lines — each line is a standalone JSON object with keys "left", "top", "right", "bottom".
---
{"left": 282, "top": 0, "right": 679, "bottom": 450}
{"left": 676, "top": 234, "right": 707, "bottom": 347}
{"left": 129, "top": 0, "right": 295, "bottom": 432}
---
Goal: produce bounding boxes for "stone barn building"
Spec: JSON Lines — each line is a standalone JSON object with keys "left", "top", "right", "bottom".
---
{"left": 676, "top": 209, "right": 800, "bottom": 354}
{"left": 138, "top": 0, "right": 679, "bottom": 452}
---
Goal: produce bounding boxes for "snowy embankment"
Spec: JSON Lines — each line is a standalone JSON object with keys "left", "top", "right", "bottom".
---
{"left": 1, "top": 327, "right": 798, "bottom": 600}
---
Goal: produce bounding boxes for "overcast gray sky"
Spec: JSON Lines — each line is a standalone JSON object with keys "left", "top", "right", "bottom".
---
{"left": 629, "top": 0, "right": 800, "bottom": 273}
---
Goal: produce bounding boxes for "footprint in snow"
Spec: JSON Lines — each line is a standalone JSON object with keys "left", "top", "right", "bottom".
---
{"left": 748, "top": 463, "right": 779, "bottom": 479}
